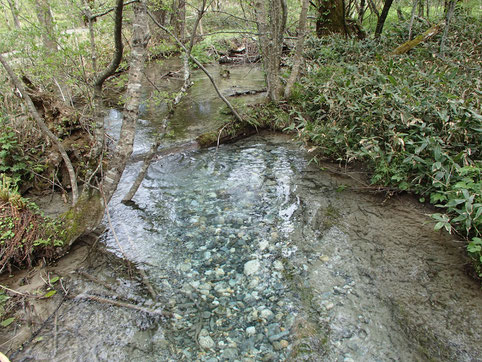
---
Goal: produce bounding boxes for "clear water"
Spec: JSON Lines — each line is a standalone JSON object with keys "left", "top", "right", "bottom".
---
{"left": 104, "top": 136, "right": 308, "bottom": 360}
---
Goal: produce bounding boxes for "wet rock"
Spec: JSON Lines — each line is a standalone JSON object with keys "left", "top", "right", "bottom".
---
{"left": 260, "top": 309, "right": 274, "bottom": 321}
{"left": 246, "top": 326, "right": 256, "bottom": 336}
{"left": 244, "top": 260, "right": 260, "bottom": 276}
{"left": 273, "top": 260, "right": 284, "bottom": 271}
{"left": 199, "top": 329, "right": 215, "bottom": 349}
{"left": 180, "top": 262, "right": 191, "bottom": 272}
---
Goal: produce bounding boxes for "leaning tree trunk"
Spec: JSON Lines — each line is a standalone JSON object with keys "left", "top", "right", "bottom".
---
{"left": 374, "top": 0, "right": 394, "bottom": 38}
{"left": 102, "top": 0, "right": 151, "bottom": 203}
{"left": 255, "top": 0, "right": 287, "bottom": 103}
{"left": 0, "top": 55, "right": 79, "bottom": 205}
{"left": 284, "top": 0, "right": 309, "bottom": 99}
{"left": 314, "top": 0, "right": 348, "bottom": 37}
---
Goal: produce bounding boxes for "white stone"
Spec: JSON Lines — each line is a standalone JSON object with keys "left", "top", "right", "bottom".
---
{"left": 246, "top": 326, "right": 256, "bottom": 336}
{"left": 244, "top": 259, "right": 260, "bottom": 276}
{"left": 198, "top": 329, "right": 215, "bottom": 349}
{"left": 273, "top": 260, "right": 284, "bottom": 271}
{"left": 259, "top": 240, "right": 269, "bottom": 251}
{"left": 215, "top": 268, "right": 225, "bottom": 277}
{"left": 260, "top": 309, "right": 274, "bottom": 320}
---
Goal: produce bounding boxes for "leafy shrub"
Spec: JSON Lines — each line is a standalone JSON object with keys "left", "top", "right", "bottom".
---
{"left": 284, "top": 14, "right": 482, "bottom": 275}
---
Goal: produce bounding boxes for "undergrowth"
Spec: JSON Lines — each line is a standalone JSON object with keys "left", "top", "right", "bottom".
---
{"left": 0, "top": 175, "right": 65, "bottom": 273}
{"left": 261, "top": 14, "right": 481, "bottom": 276}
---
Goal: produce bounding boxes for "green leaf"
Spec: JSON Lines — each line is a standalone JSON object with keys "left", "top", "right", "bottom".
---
{"left": 50, "top": 276, "right": 60, "bottom": 284}
{"left": 1, "top": 317, "right": 14, "bottom": 327}
{"left": 43, "top": 290, "right": 57, "bottom": 298}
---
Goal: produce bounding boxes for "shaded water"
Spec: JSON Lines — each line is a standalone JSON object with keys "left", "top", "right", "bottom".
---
{"left": 12, "top": 64, "right": 482, "bottom": 361}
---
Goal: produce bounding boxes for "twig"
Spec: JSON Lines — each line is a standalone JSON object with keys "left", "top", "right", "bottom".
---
{"left": 0, "top": 284, "right": 33, "bottom": 297}
{"left": 216, "top": 124, "right": 229, "bottom": 153}
{"left": 75, "top": 270, "right": 118, "bottom": 292}
{"left": 72, "top": 294, "right": 170, "bottom": 317}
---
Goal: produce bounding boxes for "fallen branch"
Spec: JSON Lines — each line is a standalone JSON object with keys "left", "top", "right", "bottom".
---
{"left": 390, "top": 22, "right": 445, "bottom": 55}
{"left": 72, "top": 294, "right": 171, "bottom": 317}
{"left": 75, "top": 270, "right": 118, "bottom": 292}
{"left": 226, "top": 88, "right": 266, "bottom": 97}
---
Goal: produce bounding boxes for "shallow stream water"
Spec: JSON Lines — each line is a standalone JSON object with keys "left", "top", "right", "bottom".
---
{"left": 12, "top": 65, "right": 482, "bottom": 361}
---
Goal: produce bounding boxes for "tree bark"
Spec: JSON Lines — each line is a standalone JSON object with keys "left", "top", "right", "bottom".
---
{"left": 374, "top": 0, "right": 394, "bottom": 38}
{"left": 284, "top": 0, "right": 309, "bottom": 99}
{"left": 7, "top": 0, "right": 21, "bottom": 29}
{"left": 314, "top": 0, "right": 347, "bottom": 37}
{"left": 255, "top": 0, "right": 287, "bottom": 103}
{"left": 408, "top": 0, "right": 418, "bottom": 40}
{"left": 102, "top": 0, "right": 151, "bottom": 203}
{"left": 439, "top": 0, "right": 455, "bottom": 57}
{"left": 170, "top": 0, "right": 186, "bottom": 41}
{"left": 90, "top": 0, "right": 125, "bottom": 159}
{"left": 0, "top": 55, "right": 79, "bottom": 205}
{"left": 34, "top": 0, "right": 73, "bottom": 106}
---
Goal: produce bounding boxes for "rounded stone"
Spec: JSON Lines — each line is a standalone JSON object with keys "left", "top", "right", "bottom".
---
{"left": 246, "top": 326, "right": 256, "bottom": 336}
{"left": 260, "top": 309, "right": 274, "bottom": 320}
{"left": 273, "top": 260, "right": 284, "bottom": 271}
{"left": 199, "top": 329, "right": 215, "bottom": 349}
{"left": 244, "top": 259, "right": 260, "bottom": 276}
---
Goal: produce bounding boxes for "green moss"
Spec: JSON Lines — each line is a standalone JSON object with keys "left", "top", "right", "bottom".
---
{"left": 61, "top": 190, "right": 103, "bottom": 247}
{"left": 196, "top": 132, "right": 219, "bottom": 148}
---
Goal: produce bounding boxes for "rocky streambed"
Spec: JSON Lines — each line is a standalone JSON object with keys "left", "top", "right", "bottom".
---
{"left": 6, "top": 133, "right": 481, "bottom": 361}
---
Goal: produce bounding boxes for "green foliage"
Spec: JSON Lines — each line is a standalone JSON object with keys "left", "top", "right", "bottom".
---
{"left": 0, "top": 117, "right": 31, "bottom": 186}
{"left": 279, "top": 14, "right": 482, "bottom": 275}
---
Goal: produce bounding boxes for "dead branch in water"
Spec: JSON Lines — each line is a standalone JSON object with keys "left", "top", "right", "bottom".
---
{"left": 71, "top": 294, "right": 171, "bottom": 317}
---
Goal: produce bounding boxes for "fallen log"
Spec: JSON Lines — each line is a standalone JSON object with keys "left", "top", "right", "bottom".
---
{"left": 390, "top": 22, "right": 444, "bottom": 55}
{"left": 226, "top": 88, "right": 267, "bottom": 97}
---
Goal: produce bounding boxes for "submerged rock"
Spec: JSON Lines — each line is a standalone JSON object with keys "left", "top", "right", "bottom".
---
{"left": 244, "top": 260, "right": 260, "bottom": 276}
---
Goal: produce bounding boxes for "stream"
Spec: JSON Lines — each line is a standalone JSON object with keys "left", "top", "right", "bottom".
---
{"left": 13, "top": 64, "right": 482, "bottom": 361}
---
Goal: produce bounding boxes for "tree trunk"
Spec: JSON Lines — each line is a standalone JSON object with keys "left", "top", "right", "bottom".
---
{"left": 170, "top": 0, "right": 185, "bottom": 41}
{"left": 374, "top": 0, "right": 394, "bottom": 38}
{"left": 284, "top": 0, "right": 309, "bottom": 99}
{"left": 122, "top": 0, "right": 208, "bottom": 203}
{"left": 314, "top": 0, "right": 347, "bottom": 37}
{"left": 90, "top": 0, "right": 125, "bottom": 159}
{"left": 34, "top": 0, "right": 73, "bottom": 106}
{"left": 439, "top": 0, "right": 455, "bottom": 57}
{"left": 7, "top": 0, "right": 21, "bottom": 29}
{"left": 408, "top": 0, "right": 418, "bottom": 40}
{"left": 81, "top": 0, "right": 98, "bottom": 72}
{"left": 358, "top": 0, "right": 366, "bottom": 23}
{"left": 0, "top": 55, "right": 79, "bottom": 205}
{"left": 255, "top": 0, "right": 287, "bottom": 103}
{"left": 102, "top": 0, "right": 151, "bottom": 203}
